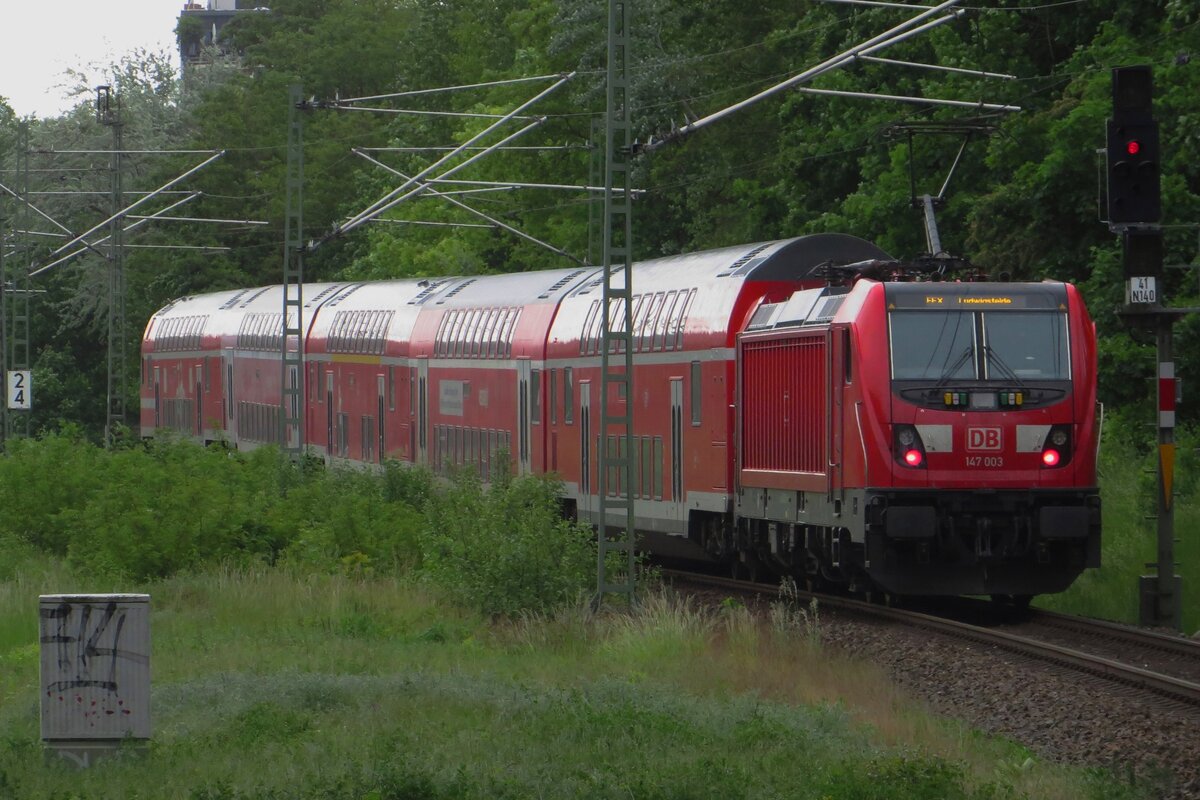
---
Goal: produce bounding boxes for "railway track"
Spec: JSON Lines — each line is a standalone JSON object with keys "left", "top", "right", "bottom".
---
{"left": 662, "top": 569, "right": 1200, "bottom": 710}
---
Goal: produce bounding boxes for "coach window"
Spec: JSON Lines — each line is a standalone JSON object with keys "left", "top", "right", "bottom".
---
{"left": 563, "top": 367, "right": 574, "bottom": 424}
{"left": 453, "top": 309, "right": 468, "bottom": 357}
{"left": 498, "top": 310, "right": 511, "bottom": 357}
{"left": 531, "top": 369, "right": 542, "bottom": 424}
{"left": 674, "top": 289, "right": 696, "bottom": 350}
{"left": 630, "top": 295, "right": 648, "bottom": 352}
{"left": 443, "top": 311, "right": 459, "bottom": 357}
{"left": 649, "top": 292, "right": 670, "bottom": 350}
{"left": 580, "top": 300, "right": 600, "bottom": 355}
{"left": 453, "top": 311, "right": 466, "bottom": 357}
{"left": 388, "top": 366, "right": 396, "bottom": 411}
{"left": 491, "top": 308, "right": 506, "bottom": 358}
{"left": 473, "top": 310, "right": 486, "bottom": 357}
{"left": 464, "top": 310, "right": 479, "bottom": 357}
{"left": 491, "top": 310, "right": 503, "bottom": 358}
{"left": 654, "top": 291, "right": 678, "bottom": 351}
{"left": 549, "top": 368, "right": 558, "bottom": 424}
{"left": 628, "top": 295, "right": 647, "bottom": 350}
{"left": 661, "top": 292, "right": 682, "bottom": 351}
{"left": 434, "top": 314, "right": 449, "bottom": 357}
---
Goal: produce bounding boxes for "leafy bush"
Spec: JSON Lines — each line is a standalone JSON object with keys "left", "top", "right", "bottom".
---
{"left": 275, "top": 465, "right": 424, "bottom": 576}
{"left": 0, "top": 429, "right": 104, "bottom": 554}
{"left": 0, "top": 435, "right": 425, "bottom": 581}
{"left": 0, "top": 436, "right": 593, "bottom": 616}
{"left": 420, "top": 461, "right": 596, "bottom": 617}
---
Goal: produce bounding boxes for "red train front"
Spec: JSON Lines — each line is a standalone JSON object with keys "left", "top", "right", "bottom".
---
{"left": 736, "top": 278, "right": 1101, "bottom": 600}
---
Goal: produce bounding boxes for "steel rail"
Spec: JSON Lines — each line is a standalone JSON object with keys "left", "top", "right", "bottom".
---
{"left": 1026, "top": 607, "right": 1200, "bottom": 659}
{"left": 663, "top": 570, "right": 1200, "bottom": 707}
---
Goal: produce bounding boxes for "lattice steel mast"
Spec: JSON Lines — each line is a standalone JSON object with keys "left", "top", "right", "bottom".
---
{"left": 98, "top": 87, "right": 126, "bottom": 447}
{"left": 594, "top": 0, "right": 637, "bottom": 606}
{"left": 7, "top": 122, "right": 33, "bottom": 442}
{"left": 281, "top": 85, "right": 306, "bottom": 459}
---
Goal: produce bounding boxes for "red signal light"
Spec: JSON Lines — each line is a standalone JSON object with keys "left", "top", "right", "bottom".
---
{"left": 1126, "top": 139, "right": 1141, "bottom": 156}
{"left": 904, "top": 449, "right": 924, "bottom": 467}
{"left": 1042, "top": 449, "right": 1061, "bottom": 467}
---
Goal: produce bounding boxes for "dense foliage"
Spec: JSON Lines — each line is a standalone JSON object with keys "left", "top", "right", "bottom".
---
{"left": 0, "top": 435, "right": 596, "bottom": 615}
{"left": 0, "top": 2, "right": 1198, "bottom": 439}
{"left": 421, "top": 462, "right": 597, "bottom": 615}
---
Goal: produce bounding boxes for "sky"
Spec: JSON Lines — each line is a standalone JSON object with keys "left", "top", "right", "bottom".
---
{"left": 0, "top": 0, "right": 182, "bottom": 119}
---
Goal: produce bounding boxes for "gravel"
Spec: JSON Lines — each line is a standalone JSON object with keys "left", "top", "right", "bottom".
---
{"left": 818, "top": 610, "right": 1200, "bottom": 799}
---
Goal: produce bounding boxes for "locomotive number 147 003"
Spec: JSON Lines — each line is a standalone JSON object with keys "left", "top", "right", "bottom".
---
{"left": 965, "top": 455, "right": 1004, "bottom": 468}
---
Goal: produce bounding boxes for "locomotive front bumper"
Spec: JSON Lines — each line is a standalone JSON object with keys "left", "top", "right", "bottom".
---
{"left": 861, "top": 488, "right": 1101, "bottom": 596}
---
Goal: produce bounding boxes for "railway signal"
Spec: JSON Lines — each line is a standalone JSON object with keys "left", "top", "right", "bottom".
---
{"left": 1106, "top": 66, "right": 1161, "bottom": 226}
{"left": 1106, "top": 65, "right": 1188, "bottom": 631}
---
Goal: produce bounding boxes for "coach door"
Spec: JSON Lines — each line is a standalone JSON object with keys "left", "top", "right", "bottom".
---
{"left": 223, "top": 348, "right": 235, "bottom": 438}
{"left": 325, "top": 369, "right": 335, "bottom": 458}
{"left": 376, "top": 374, "right": 386, "bottom": 463}
{"left": 579, "top": 380, "right": 592, "bottom": 520}
{"left": 417, "top": 358, "right": 429, "bottom": 465}
{"left": 195, "top": 363, "right": 203, "bottom": 438}
{"left": 517, "top": 359, "right": 532, "bottom": 475}
{"left": 153, "top": 366, "right": 161, "bottom": 429}
{"left": 670, "top": 377, "right": 685, "bottom": 526}
{"left": 829, "top": 327, "right": 846, "bottom": 508}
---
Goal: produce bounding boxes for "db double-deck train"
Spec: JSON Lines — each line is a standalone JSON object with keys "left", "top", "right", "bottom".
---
{"left": 141, "top": 233, "right": 1101, "bottom": 599}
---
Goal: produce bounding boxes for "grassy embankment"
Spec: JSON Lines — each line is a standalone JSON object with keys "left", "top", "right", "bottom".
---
{"left": 0, "top": 432, "right": 1185, "bottom": 799}
{"left": 1041, "top": 425, "right": 1200, "bottom": 632}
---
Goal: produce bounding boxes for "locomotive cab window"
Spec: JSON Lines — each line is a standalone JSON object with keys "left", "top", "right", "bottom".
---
{"left": 889, "top": 311, "right": 976, "bottom": 381}
{"left": 889, "top": 309, "right": 1070, "bottom": 383}
{"left": 982, "top": 311, "right": 1069, "bottom": 380}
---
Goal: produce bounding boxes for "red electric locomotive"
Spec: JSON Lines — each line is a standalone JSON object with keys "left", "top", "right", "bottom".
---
{"left": 141, "top": 233, "right": 1100, "bottom": 600}
{"left": 735, "top": 277, "right": 1100, "bottom": 600}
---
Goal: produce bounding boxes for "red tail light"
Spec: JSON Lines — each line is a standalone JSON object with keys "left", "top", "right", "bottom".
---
{"left": 1040, "top": 425, "right": 1071, "bottom": 469}
{"left": 894, "top": 425, "right": 926, "bottom": 469}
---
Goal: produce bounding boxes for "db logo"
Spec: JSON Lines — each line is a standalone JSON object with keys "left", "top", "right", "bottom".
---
{"left": 967, "top": 427, "right": 1002, "bottom": 451}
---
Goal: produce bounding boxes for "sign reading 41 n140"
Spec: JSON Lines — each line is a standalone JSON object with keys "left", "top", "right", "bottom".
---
{"left": 1126, "top": 276, "right": 1157, "bottom": 305}
{"left": 7, "top": 370, "right": 31, "bottom": 410}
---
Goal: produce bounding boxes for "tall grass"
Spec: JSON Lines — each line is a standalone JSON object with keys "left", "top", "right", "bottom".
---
{"left": 0, "top": 432, "right": 1183, "bottom": 796}
{"left": 1041, "top": 422, "right": 1200, "bottom": 632}
{"left": 0, "top": 567, "right": 1143, "bottom": 800}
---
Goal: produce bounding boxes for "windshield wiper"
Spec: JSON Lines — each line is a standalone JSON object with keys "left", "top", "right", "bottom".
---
{"left": 984, "top": 345, "right": 1025, "bottom": 387}
{"left": 934, "top": 346, "right": 975, "bottom": 388}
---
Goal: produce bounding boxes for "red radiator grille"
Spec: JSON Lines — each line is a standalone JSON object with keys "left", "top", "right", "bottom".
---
{"left": 741, "top": 335, "right": 827, "bottom": 473}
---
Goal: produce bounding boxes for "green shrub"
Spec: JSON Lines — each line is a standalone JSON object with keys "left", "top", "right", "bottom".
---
{"left": 420, "top": 462, "right": 596, "bottom": 616}
{"left": 276, "top": 465, "right": 424, "bottom": 575}
{"left": 0, "top": 430, "right": 104, "bottom": 554}
{"left": 0, "top": 435, "right": 426, "bottom": 581}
